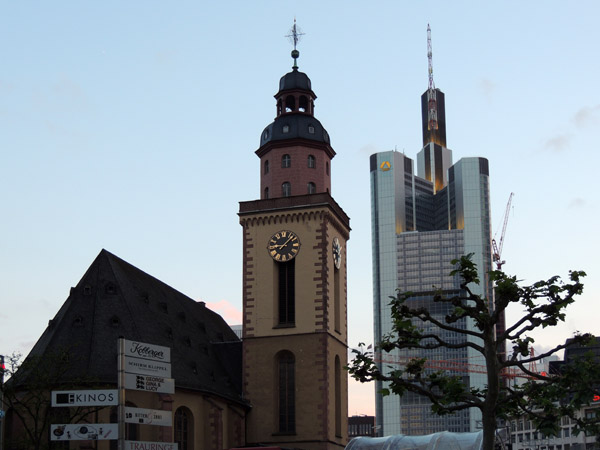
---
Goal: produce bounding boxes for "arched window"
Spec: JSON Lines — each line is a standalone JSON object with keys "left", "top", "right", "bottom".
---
{"left": 277, "top": 99, "right": 283, "bottom": 116}
{"left": 307, "top": 182, "right": 316, "bottom": 194}
{"left": 277, "top": 351, "right": 296, "bottom": 433}
{"left": 299, "top": 95, "right": 308, "bottom": 112}
{"left": 264, "top": 159, "right": 269, "bottom": 174}
{"left": 282, "top": 154, "right": 291, "bottom": 168}
{"left": 264, "top": 187, "right": 269, "bottom": 199}
{"left": 285, "top": 95, "right": 295, "bottom": 112}
{"left": 175, "top": 407, "right": 194, "bottom": 450}
{"left": 282, "top": 182, "right": 291, "bottom": 197}
{"left": 307, "top": 155, "right": 316, "bottom": 168}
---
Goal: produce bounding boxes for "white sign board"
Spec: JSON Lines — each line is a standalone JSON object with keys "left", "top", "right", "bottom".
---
{"left": 125, "top": 406, "right": 172, "bottom": 426}
{"left": 52, "top": 390, "right": 118, "bottom": 407}
{"left": 51, "top": 423, "right": 118, "bottom": 441}
{"left": 124, "top": 373, "right": 175, "bottom": 394}
{"left": 124, "top": 339, "right": 171, "bottom": 363}
{"left": 124, "top": 440, "right": 178, "bottom": 450}
{"left": 125, "top": 355, "right": 171, "bottom": 377}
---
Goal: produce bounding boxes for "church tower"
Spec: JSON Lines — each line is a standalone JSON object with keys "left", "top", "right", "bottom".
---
{"left": 239, "top": 25, "right": 350, "bottom": 450}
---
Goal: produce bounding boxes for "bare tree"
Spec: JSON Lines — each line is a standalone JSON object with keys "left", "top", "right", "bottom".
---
{"left": 1, "top": 350, "right": 106, "bottom": 450}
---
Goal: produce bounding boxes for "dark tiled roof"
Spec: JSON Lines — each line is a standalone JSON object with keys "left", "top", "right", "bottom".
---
{"left": 259, "top": 113, "right": 330, "bottom": 148}
{"left": 278, "top": 68, "right": 312, "bottom": 92}
{"left": 24, "top": 249, "right": 246, "bottom": 406}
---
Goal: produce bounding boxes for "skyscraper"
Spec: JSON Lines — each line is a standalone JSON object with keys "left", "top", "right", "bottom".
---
{"left": 370, "top": 28, "right": 493, "bottom": 436}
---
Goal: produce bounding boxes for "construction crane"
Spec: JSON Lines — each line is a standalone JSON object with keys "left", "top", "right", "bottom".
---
{"left": 492, "top": 192, "right": 514, "bottom": 270}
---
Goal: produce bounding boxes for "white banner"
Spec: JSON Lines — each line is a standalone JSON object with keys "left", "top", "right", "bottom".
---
{"left": 125, "top": 406, "right": 172, "bottom": 426}
{"left": 124, "top": 440, "right": 178, "bottom": 450}
{"left": 123, "top": 339, "right": 171, "bottom": 363}
{"left": 51, "top": 390, "right": 118, "bottom": 407}
{"left": 124, "top": 373, "right": 175, "bottom": 394}
{"left": 125, "top": 355, "right": 171, "bottom": 377}
{"left": 51, "top": 423, "right": 117, "bottom": 440}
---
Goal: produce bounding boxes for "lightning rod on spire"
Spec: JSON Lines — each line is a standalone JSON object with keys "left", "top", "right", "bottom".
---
{"left": 286, "top": 18, "right": 305, "bottom": 70}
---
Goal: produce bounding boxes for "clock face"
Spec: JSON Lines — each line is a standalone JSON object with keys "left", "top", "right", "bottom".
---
{"left": 268, "top": 230, "right": 301, "bottom": 262}
{"left": 332, "top": 237, "right": 342, "bottom": 270}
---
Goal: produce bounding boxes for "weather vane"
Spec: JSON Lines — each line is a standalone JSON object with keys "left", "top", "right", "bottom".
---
{"left": 285, "top": 18, "right": 305, "bottom": 69}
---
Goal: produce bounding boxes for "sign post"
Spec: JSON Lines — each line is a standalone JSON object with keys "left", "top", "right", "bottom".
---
{"left": 118, "top": 337, "right": 126, "bottom": 450}
{"left": 119, "top": 338, "right": 174, "bottom": 448}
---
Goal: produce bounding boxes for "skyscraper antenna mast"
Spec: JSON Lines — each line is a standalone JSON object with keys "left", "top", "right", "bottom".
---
{"left": 427, "top": 23, "right": 435, "bottom": 90}
{"left": 427, "top": 24, "right": 438, "bottom": 131}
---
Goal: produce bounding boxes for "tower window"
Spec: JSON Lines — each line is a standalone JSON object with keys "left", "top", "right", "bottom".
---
{"left": 326, "top": 161, "right": 330, "bottom": 175}
{"left": 299, "top": 95, "right": 308, "bottom": 112}
{"left": 264, "top": 187, "right": 269, "bottom": 199}
{"left": 307, "top": 182, "right": 316, "bottom": 194}
{"left": 175, "top": 407, "right": 193, "bottom": 450}
{"left": 264, "top": 159, "right": 269, "bottom": 174}
{"left": 285, "top": 95, "right": 295, "bottom": 112}
{"left": 277, "top": 351, "right": 296, "bottom": 433}
{"left": 307, "top": 155, "right": 316, "bottom": 168}
{"left": 278, "top": 259, "right": 295, "bottom": 324}
{"left": 282, "top": 154, "right": 291, "bottom": 168}
{"left": 282, "top": 182, "right": 291, "bottom": 197}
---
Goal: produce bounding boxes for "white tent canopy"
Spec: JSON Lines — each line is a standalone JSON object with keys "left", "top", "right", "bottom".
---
{"left": 346, "top": 431, "right": 484, "bottom": 450}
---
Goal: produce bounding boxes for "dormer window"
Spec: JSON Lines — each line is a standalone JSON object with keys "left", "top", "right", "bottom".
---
{"left": 283, "top": 125, "right": 289, "bottom": 133}
{"left": 308, "top": 125, "right": 315, "bottom": 134}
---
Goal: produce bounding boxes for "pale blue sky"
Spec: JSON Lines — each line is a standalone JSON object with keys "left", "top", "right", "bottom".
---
{"left": 2, "top": 1, "right": 599, "bottom": 416}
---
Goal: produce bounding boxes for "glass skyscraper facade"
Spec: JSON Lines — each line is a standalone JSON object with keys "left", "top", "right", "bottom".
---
{"left": 370, "top": 88, "right": 493, "bottom": 436}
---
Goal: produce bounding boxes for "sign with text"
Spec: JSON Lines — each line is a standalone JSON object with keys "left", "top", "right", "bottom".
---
{"left": 51, "top": 423, "right": 117, "bottom": 441}
{"left": 124, "top": 373, "right": 174, "bottom": 394}
{"left": 124, "top": 440, "right": 178, "bottom": 450}
{"left": 124, "top": 339, "right": 171, "bottom": 363}
{"left": 125, "top": 355, "right": 171, "bottom": 377}
{"left": 125, "top": 406, "right": 172, "bottom": 426}
{"left": 52, "top": 390, "right": 118, "bottom": 407}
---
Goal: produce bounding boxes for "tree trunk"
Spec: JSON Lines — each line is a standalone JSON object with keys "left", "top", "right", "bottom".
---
{"left": 482, "top": 326, "right": 500, "bottom": 450}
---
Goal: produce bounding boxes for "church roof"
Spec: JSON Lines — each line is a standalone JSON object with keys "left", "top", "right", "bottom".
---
{"left": 278, "top": 68, "right": 313, "bottom": 93}
{"left": 23, "top": 249, "right": 246, "bottom": 406}
{"left": 259, "top": 113, "right": 330, "bottom": 148}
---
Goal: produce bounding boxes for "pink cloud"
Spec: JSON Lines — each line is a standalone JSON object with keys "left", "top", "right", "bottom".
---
{"left": 204, "top": 299, "right": 242, "bottom": 325}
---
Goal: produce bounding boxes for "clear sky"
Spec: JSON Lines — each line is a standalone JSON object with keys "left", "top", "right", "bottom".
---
{"left": 2, "top": 1, "right": 599, "bottom": 417}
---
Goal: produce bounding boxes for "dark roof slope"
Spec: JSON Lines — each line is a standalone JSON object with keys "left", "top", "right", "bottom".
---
{"left": 259, "top": 114, "right": 330, "bottom": 148}
{"left": 24, "top": 249, "right": 246, "bottom": 406}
